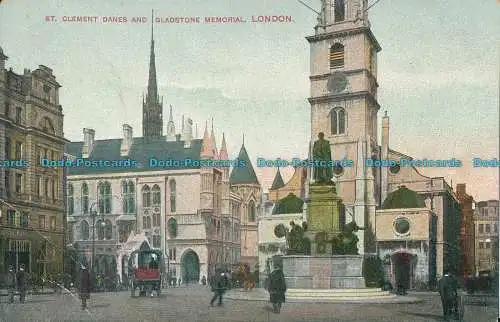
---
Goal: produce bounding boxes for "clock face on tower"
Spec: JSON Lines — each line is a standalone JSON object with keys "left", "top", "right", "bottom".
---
{"left": 327, "top": 72, "right": 348, "bottom": 93}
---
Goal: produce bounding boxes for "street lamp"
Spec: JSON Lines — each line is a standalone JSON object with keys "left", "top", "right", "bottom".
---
{"left": 90, "top": 202, "right": 105, "bottom": 290}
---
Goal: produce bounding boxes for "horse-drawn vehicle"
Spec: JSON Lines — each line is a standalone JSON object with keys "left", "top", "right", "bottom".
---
{"left": 128, "top": 248, "right": 164, "bottom": 297}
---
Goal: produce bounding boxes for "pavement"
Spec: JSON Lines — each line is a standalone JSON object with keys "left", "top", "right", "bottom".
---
{"left": 0, "top": 285, "right": 497, "bottom": 322}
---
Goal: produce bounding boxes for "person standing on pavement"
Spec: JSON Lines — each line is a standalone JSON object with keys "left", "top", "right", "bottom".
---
{"left": 16, "top": 264, "right": 27, "bottom": 303}
{"left": 210, "top": 271, "right": 228, "bottom": 307}
{"left": 438, "top": 268, "right": 459, "bottom": 321}
{"left": 6, "top": 265, "right": 16, "bottom": 303}
{"left": 77, "top": 265, "right": 92, "bottom": 309}
{"left": 267, "top": 263, "right": 287, "bottom": 314}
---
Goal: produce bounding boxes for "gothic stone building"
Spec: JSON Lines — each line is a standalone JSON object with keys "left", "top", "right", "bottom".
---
{"left": 0, "top": 47, "right": 66, "bottom": 278}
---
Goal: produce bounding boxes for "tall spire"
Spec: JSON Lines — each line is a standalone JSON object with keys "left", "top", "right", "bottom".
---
{"left": 200, "top": 121, "right": 214, "bottom": 159}
{"left": 211, "top": 118, "right": 218, "bottom": 158}
{"left": 219, "top": 132, "right": 228, "bottom": 160}
{"left": 142, "top": 9, "right": 163, "bottom": 137}
{"left": 169, "top": 104, "right": 173, "bottom": 122}
{"left": 242, "top": 133, "right": 245, "bottom": 146}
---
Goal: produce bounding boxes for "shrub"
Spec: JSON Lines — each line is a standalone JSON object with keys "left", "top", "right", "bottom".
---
{"left": 362, "top": 255, "right": 384, "bottom": 288}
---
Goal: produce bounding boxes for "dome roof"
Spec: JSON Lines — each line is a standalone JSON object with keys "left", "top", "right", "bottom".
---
{"left": 272, "top": 193, "right": 304, "bottom": 214}
{"left": 382, "top": 185, "right": 425, "bottom": 209}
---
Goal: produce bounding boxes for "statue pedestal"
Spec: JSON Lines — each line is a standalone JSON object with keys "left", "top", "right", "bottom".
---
{"left": 307, "top": 184, "right": 343, "bottom": 256}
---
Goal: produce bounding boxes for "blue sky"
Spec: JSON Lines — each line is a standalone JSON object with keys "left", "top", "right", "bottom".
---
{"left": 0, "top": 0, "right": 498, "bottom": 200}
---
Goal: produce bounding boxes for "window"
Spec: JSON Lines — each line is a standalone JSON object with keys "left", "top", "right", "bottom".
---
{"left": 7, "top": 209, "right": 16, "bottom": 226}
{"left": 248, "top": 200, "right": 256, "bottom": 222}
{"left": 168, "top": 218, "right": 177, "bottom": 238}
{"left": 495, "top": 224, "right": 497, "bottom": 233}
{"left": 80, "top": 220, "right": 89, "bottom": 240}
{"left": 21, "top": 212, "right": 29, "bottom": 228}
{"left": 169, "top": 248, "right": 177, "bottom": 261}
{"left": 50, "top": 217, "right": 56, "bottom": 231}
{"left": 330, "top": 107, "right": 346, "bottom": 135}
{"left": 104, "top": 220, "right": 112, "bottom": 240}
{"left": 98, "top": 181, "right": 112, "bottom": 214}
{"left": 15, "top": 107, "right": 22, "bottom": 124}
{"left": 97, "top": 220, "right": 105, "bottom": 240}
{"left": 44, "top": 178, "right": 49, "bottom": 196}
{"left": 35, "top": 175, "right": 41, "bottom": 196}
{"left": 15, "top": 173, "right": 22, "bottom": 193}
{"left": 15, "top": 142, "right": 23, "bottom": 159}
{"left": 122, "top": 181, "right": 135, "bottom": 214}
{"left": 153, "top": 213, "right": 161, "bottom": 227}
{"left": 152, "top": 235, "right": 161, "bottom": 248}
{"left": 142, "top": 185, "right": 151, "bottom": 207}
{"left": 68, "top": 183, "right": 74, "bottom": 215}
{"left": 5, "top": 103, "right": 9, "bottom": 118}
{"left": 5, "top": 137, "right": 10, "bottom": 159}
{"left": 146, "top": 216, "right": 152, "bottom": 229}
{"left": 152, "top": 184, "right": 161, "bottom": 206}
{"left": 479, "top": 224, "right": 484, "bottom": 233}
{"left": 40, "top": 117, "right": 55, "bottom": 134}
{"left": 334, "top": 0, "right": 345, "bottom": 22}
{"left": 170, "top": 180, "right": 176, "bottom": 212}
{"left": 39, "top": 215, "right": 46, "bottom": 230}
{"left": 81, "top": 182, "right": 89, "bottom": 213}
{"left": 485, "top": 224, "right": 491, "bottom": 233}
{"left": 329, "top": 43, "right": 344, "bottom": 69}
{"left": 486, "top": 241, "right": 491, "bottom": 248}
{"left": 51, "top": 180, "right": 56, "bottom": 198}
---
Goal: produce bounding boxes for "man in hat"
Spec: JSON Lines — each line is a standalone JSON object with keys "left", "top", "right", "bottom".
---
{"left": 16, "top": 264, "right": 27, "bottom": 303}
{"left": 6, "top": 265, "right": 16, "bottom": 303}
{"left": 210, "top": 270, "right": 228, "bottom": 307}
{"left": 267, "top": 262, "right": 287, "bottom": 313}
{"left": 77, "top": 264, "right": 92, "bottom": 309}
{"left": 438, "top": 268, "right": 459, "bottom": 320}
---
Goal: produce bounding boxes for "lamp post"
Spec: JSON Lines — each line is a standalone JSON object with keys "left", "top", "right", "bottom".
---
{"left": 89, "top": 202, "right": 105, "bottom": 290}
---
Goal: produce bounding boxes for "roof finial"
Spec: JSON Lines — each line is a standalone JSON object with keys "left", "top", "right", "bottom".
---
{"left": 195, "top": 123, "right": 198, "bottom": 138}
{"left": 211, "top": 117, "right": 214, "bottom": 132}
{"left": 242, "top": 133, "right": 245, "bottom": 146}
{"left": 151, "top": 9, "right": 154, "bottom": 41}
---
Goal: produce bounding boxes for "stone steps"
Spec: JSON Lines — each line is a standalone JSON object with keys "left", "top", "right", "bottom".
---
{"left": 287, "top": 288, "right": 393, "bottom": 299}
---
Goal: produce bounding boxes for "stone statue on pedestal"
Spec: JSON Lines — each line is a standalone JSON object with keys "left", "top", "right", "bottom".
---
{"left": 312, "top": 132, "right": 334, "bottom": 185}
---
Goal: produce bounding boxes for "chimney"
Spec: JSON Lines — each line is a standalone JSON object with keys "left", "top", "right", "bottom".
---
{"left": 120, "top": 124, "right": 133, "bottom": 156}
{"left": 456, "top": 183, "right": 466, "bottom": 197}
{"left": 183, "top": 117, "right": 193, "bottom": 149}
{"left": 82, "top": 128, "right": 95, "bottom": 158}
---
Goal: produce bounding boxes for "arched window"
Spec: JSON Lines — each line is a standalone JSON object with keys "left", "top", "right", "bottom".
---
{"left": 248, "top": 200, "right": 256, "bottom": 222}
{"left": 80, "top": 220, "right": 89, "bottom": 240}
{"left": 146, "top": 216, "right": 152, "bottom": 229}
{"left": 68, "top": 184, "right": 74, "bottom": 215}
{"left": 153, "top": 213, "right": 161, "bottom": 227}
{"left": 81, "top": 182, "right": 89, "bottom": 214}
{"left": 152, "top": 185, "right": 161, "bottom": 206}
{"left": 334, "top": 0, "right": 345, "bottom": 22}
{"left": 167, "top": 217, "right": 177, "bottom": 238}
{"left": 169, "top": 180, "right": 176, "bottom": 212}
{"left": 98, "top": 181, "right": 112, "bottom": 214}
{"left": 122, "top": 181, "right": 135, "bottom": 214}
{"left": 21, "top": 212, "right": 29, "bottom": 228}
{"left": 329, "top": 43, "right": 344, "bottom": 69}
{"left": 142, "top": 185, "right": 151, "bottom": 207}
{"left": 97, "top": 220, "right": 105, "bottom": 240}
{"left": 330, "top": 108, "right": 346, "bottom": 135}
{"left": 104, "top": 219, "right": 113, "bottom": 240}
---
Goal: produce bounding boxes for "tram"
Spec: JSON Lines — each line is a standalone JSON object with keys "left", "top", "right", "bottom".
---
{"left": 128, "top": 248, "right": 164, "bottom": 297}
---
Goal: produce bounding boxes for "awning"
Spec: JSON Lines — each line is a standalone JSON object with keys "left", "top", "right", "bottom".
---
{"left": 117, "top": 215, "right": 137, "bottom": 221}
{"left": 67, "top": 216, "right": 77, "bottom": 222}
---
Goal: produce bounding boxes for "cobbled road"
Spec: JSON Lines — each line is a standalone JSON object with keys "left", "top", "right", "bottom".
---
{"left": 0, "top": 286, "right": 497, "bottom": 322}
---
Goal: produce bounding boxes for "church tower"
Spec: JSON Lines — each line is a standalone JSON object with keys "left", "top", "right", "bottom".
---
{"left": 142, "top": 10, "right": 163, "bottom": 138}
{"left": 308, "top": 0, "right": 381, "bottom": 254}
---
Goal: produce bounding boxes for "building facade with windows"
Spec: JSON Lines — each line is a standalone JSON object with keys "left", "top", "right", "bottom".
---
{"left": 64, "top": 22, "right": 259, "bottom": 283}
{"left": 474, "top": 200, "right": 499, "bottom": 273}
{"left": 456, "top": 183, "right": 476, "bottom": 276}
{"left": 0, "top": 46, "right": 66, "bottom": 279}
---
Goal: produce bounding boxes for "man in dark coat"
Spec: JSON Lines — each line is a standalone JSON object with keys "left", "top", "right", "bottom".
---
{"left": 210, "top": 271, "right": 228, "bottom": 307}
{"left": 16, "top": 264, "right": 27, "bottom": 303}
{"left": 438, "top": 269, "right": 459, "bottom": 320}
{"left": 6, "top": 265, "right": 16, "bottom": 303}
{"left": 267, "top": 264, "right": 287, "bottom": 313}
{"left": 77, "top": 265, "right": 92, "bottom": 309}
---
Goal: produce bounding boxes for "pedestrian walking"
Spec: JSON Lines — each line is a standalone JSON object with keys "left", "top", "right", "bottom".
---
{"left": 201, "top": 275, "right": 207, "bottom": 286}
{"left": 6, "top": 265, "right": 16, "bottom": 303}
{"left": 77, "top": 265, "right": 92, "bottom": 310}
{"left": 16, "top": 264, "right": 27, "bottom": 303}
{"left": 267, "top": 263, "right": 287, "bottom": 314}
{"left": 210, "top": 271, "right": 228, "bottom": 307}
{"left": 438, "top": 268, "right": 459, "bottom": 321}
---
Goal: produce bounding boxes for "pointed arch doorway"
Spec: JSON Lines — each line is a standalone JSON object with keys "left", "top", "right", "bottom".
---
{"left": 181, "top": 249, "right": 200, "bottom": 284}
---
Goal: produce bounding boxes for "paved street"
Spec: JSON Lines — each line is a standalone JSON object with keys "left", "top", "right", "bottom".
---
{"left": 0, "top": 286, "right": 498, "bottom": 322}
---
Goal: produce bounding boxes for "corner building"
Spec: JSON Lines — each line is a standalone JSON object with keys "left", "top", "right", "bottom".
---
{"left": 0, "top": 47, "right": 66, "bottom": 278}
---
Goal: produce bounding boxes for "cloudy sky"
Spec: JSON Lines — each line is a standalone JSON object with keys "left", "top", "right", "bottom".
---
{"left": 0, "top": 0, "right": 498, "bottom": 200}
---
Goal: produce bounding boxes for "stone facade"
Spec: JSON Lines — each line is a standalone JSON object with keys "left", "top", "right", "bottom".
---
{"left": 0, "top": 47, "right": 66, "bottom": 277}
{"left": 455, "top": 183, "right": 476, "bottom": 276}
{"left": 474, "top": 200, "right": 499, "bottom": 273}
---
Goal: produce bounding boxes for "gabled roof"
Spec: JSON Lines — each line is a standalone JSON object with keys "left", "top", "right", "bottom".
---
{"left": 382, "top": 185, "right": 426, "bottom": 209}
{"left": 64, "top": 136, "right": 203, "bottom": 175}
{"left": 229, "top": 145, "right": 259, "bottom": 185}
{"left": 270, "top": 168, "right": 285, "bottom": 190}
